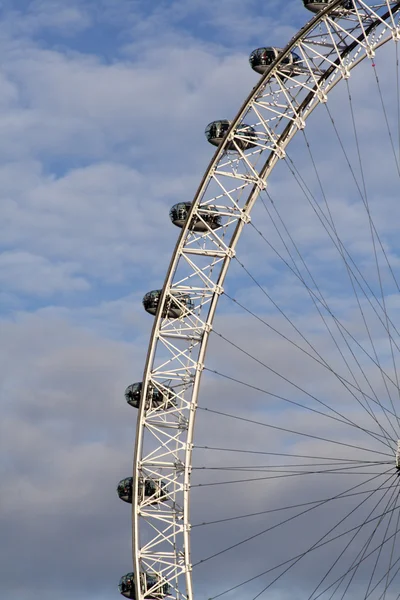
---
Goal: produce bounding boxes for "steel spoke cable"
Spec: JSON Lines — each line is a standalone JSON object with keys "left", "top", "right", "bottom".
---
{"left": 345, "top": 75, "right": 400, "bottom": 433}
{"left": 192, "top": 482, "right": 400, "bottom": 529}
{"left": 285, "top": 114, "right": 400, "bottom": 345}
{"left": 382, "top": 493, "right": 400, "bottom": 600}
{"left": 346, "top": 70, "right": 400, "bottom": 296}
{"left": 310, "top": 473, "right": 400, "bottom": 600}
{"left": 192, "top": 460, "right": 390, "bottom": 471}
{"left": 322, "top": 96, "right": 400, "bottom": 421}
{"left": 214, "top": 298, "right": 395, "bottom": 449}
{"left": 346, "top": 71, "right": 400, "bottom": 295}
{"left": 262, "top": 188, "right": 397, "bottom": 444}
{"left": 285, "top": 141, "right": 400, "bottom": 347}
{"left": 311, "top": 490, "right": 400, "bottom": 600}
{"left": 363, "top": 490, "right": 400, "bottom": 598}
{"left": 192, "top": 463, "right": 392, "bottom": 488}
{"left": 193, "top": 467, "right": 393, "bottom": 484}
{"left": 193, "top": 468, "right": 396, "bottom": 570}
{"left": 363, "top": 503, "right": 400, "bottom": 600}
{"left": 312, "top": 483, "right": 400, "bottom": 600}
{"left": 208, "top": 331, "right": 397, "bottom": 452}
{"left": 233, "top": 255, "right": 398, "bottom": 446}
{"left": 208, "top": 478, "right": 399, "bottom": 600}
{"left": 266, "top": 166, "right": 400, "bottom": 444}
{"left": 372, "top": 59, "right": 400, "bottom": 176}
{"left": 364, "top": 547, "right": 400, "bottom": 600}
{"left": 299, "top": 125, "right": 400, "bottom": 444}
{"left": 194, "top": 445, "right": 392, "bottom": 462}
{"left": 397, "top": 40, "right": 400, "bottom": 163}
{"left": 284, "top": 148, "right": 400, "bottom": 360}
{"left": 250, "top": 193, "right": 400, "bottom": 390}
{"left": 251, "top": 479, "right": 400, "bottom": 600}
{"left": 197, "top": 405, "right": 395, "bottom": 456}
{"left": 371, "top": 558, "right": 400, "bottom": 600}
{"left": 248, "top": 216, "right": 400, "bottom": 435}
{"left": 206, "top": 469, "right": 397, "bottom": 598}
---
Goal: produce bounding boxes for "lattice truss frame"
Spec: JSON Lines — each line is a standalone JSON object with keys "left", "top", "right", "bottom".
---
{"left": 131, "top": 2, "right": 400, "bottom": 600}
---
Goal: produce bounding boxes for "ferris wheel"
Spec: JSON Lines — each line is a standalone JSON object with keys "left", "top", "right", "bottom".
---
{"left": 116, "top": 1, "right": 400, "bottom": 599}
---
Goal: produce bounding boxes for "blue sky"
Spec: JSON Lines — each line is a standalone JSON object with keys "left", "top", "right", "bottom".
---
{"left": 4, "top": 2, "right": 400, "bottom": 600}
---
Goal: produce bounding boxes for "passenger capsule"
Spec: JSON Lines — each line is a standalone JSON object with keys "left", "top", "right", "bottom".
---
{"left": 249, "top": 47, "right": 301, "bottom": 75}
{"left": 303, "top": 0, "right": 353, "bottom": 12}
{"left": 119, "top": 572, "right": 170, "bottom": 600}
{"left": 117, "top": 477, "right": 169, "bottom": 504}
{"left": 169, "top": 202, "right": 221, "bottom": 231}
{"left": 143, "top": 289, "right": 194, "bottom": 319}
{"left": 205, "top": 120, "right": 257, "bottom": 151}
{"left": 125, "top": 382, "right": 173, "bottom": 409}
{"left": 117, "top": 477, "right": 133, "bottom": 503}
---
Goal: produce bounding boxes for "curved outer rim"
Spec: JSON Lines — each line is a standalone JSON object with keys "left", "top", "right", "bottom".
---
{"left": 130, "top": 2, "right": 400, "bottom": 600}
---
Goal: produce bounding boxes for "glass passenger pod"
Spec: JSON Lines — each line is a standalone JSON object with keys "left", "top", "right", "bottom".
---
{"left": 249, "top": 47, "right": 301, "bottom": 75}
{"left": 143, "top": 289, "right": 194, "bottom": 318}
{"left": 303, "top": 0, "right": 353, "bottom": 13}
{"left": 117, "top": 477, "right": 133, "bottom": 503}
{"left": 117, "top": 476, "right": 169, "bottom": 505}
{"left": 169, "top": 202, "right": 221, "bottom": 231}
{"left": 125, "top": 382, "right": 173, "bottom": 410}
{"left": 205, "top": 120, "right": 257, "bottom": 151}
{"left": 119, "top": 572, "right": 170, "bottom": 600}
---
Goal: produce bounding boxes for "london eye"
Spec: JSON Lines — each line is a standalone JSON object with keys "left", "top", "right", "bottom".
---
{"left": 117, "top": 2, "right": 400, "bottom": 599}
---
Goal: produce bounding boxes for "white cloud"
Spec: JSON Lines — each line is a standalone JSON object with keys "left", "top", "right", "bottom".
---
{"left": 0, "top": 251, "right": 88, "bottom": 295}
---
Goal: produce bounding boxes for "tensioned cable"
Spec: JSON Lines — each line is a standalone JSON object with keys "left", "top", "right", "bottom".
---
{"left": 232, "top": 255, "right": 397, "bottom": 447}
{"left": 383, "top": 491, "right": 400, "bottom": 599}
{"left": 194, "top": 445, "right": 388, "bottom": 462}
{"left": 284, "top": 137, "right": 400, "bottom": 349}
{"left": 297, "top": 125, "right": 400, "bottom": 444}
{"left": 206, "top": 483, "right": 400, "bottom": 600}
{"left": 368, "top": 556, "right": 400, "bottom": 600}
{"left": 343, "top": 76, "right": 400, "bottom": 432}
{"left": 372, "top": 59, "right": 400, "bottom": 177}
{"left": 307, "top": 473, "right": 400, "bottom": 600}
{"left": 311, "top": 484, "right": 400, "bottom": 600}
{"left": 363, "top": 490, "right": 400, "bottom": 599}
{"left": 281, "top": 110, "right": 400, "bottom": 353}
{"left": 205, "top": 336, "right": 396, "bottom": 455}
{"left": 204, "top": 469, "right": 397, "bottom": 597}
{"left": 309, "top": 490, "right": 400, "bottom": 600}
{"left": 324, "top": 88, "right": 400, "bottom": 352}
{"left": 193, "top": 467, "right": 396, "bottom": 570}
{"left": 192, "top": 462, "right": 391, "bottom": 488}
{"left": 210, "top": 303, "right": 395, "bottom": 449}
{"left": 263, "top": 162, "right": 400, "bottom": 445}
{"left": 284, "top": 74, "right": 400, "bottom": 445}
{"left": 298, "top": 123, "right": 400, "bottom": 337}
{"left": 260, "top": 187, "right": 398, "bottom": 448}
{"left": 397, "top": 41, "right": 400, "bottom": 163}
{"left": 192, "top": 482, "right": 400, "bottom": 529}
{"left": 283, "top": 148, "right": 400, "bottom": 359}
{"left": 192, "top": 460, "right": 389, "bottom": 471}
{"left": 247, "top": 211, "right": 400, "bottom": 439}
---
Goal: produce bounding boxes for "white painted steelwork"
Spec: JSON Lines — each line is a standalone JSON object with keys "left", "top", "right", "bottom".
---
{"left": 131, "top": 2, "right": 400, "bottom": 600}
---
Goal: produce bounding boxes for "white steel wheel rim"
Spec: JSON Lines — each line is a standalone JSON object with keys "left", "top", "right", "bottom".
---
{"left": 128, "top": 2, "right": 400, "bottom": 600}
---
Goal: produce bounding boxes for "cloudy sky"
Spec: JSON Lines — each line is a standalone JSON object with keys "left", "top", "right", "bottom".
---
{"left": 3, "top": 1, "right": 400, "bottom": 600}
